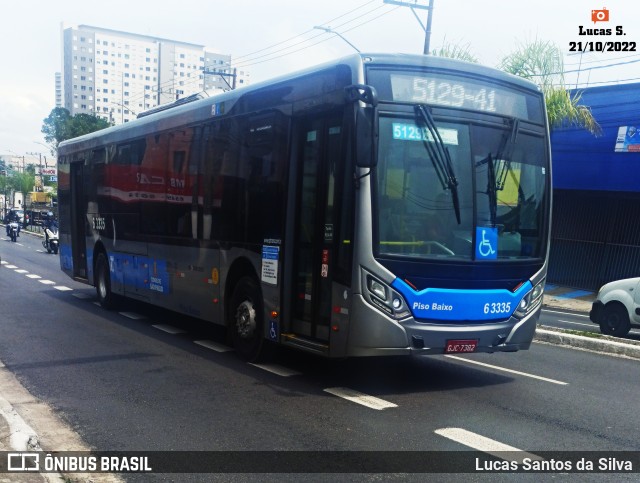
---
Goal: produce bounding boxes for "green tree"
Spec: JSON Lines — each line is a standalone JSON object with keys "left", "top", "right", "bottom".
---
{"left": 41, "top": 108, "right": 73, "bottom": 153}
{"left": 69, "top": 113, "right": 112, "bottom": 138}
{"left": 5, "top": 171, "right": 35, "bottom": 212}
{"left": 41, "top": 108, "right": 112, "bottom": 154}
{"left": 499, "top": 40, "right": 601, "bottom": 135}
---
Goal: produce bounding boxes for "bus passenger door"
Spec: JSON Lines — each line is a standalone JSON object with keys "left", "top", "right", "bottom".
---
{"left": 70, "top": 162, "right": 87, "bottom": 279}
{"left": 290, "top": 112, "right": 343, "bottom": 346}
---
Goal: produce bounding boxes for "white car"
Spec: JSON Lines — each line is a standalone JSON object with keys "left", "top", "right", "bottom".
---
{"left": 590, "top": 277, "right": 640, "bottom": 337}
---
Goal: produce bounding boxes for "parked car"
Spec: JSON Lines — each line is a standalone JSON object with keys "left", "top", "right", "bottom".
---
{"left": 590, "top": 277, "right": 640, "bottom": 337}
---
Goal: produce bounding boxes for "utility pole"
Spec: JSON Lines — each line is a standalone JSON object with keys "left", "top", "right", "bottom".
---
{"left": 384, "top": 0, "right": 434, "bottom": 55}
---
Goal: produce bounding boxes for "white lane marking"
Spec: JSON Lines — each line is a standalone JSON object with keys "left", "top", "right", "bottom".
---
{"left": 38, "top": 280, "right": 56, "bottom": 285}
{"left": 54, "top": 286, "right": 73, "bottom": 292}
{"left": 435, "top": 428, "right": 542, "bottom": 463}
{"left": 444, "top": 355, "right": 568, "bottom": 385}
{"left": 26, "top": 274, "right": 41, "bottom": 279}
{"left": 323, "top": 387, "right": 398, "bottom": 410}
{"left": 72, "top": 293, "right": 93, "bottom": 300}
{"left": 542, "top": 308, "right": 590, "bottom": 319}
{"left": 16, "top": 243, "right": 24, "bottom": 247}
{"left": 119, "top": 312, "right": 146, "bottom": 320}
{"left": 557, "top": 319, "right": 595, "bottom": 328}
{"left": 0, "top": 260, "right": 7, "bottom": 264}
{"left": 14, "top": 269, "right": 28, "bottom": 273}
{"left": 36, "top": 250, "right": 44, "bottom": 253}
{"left": 152, "top": 324, "right": 186, "bottom": 335}
{"left": 249, "top": 363, "right": 302, "bottom": 377}
{"left": 5, "top": 265, "right": 18, "bottom": 269}
{"left": 194, "top": 340, "right": 233, "bottom": 353}
{"left": 93, "top": 301, "right": 102, "bottom": 307}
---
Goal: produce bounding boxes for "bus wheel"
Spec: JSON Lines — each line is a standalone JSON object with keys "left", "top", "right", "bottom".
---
{"left": 95, "top": 252, "right": 118, "bottom": 309}
{"left": 229, "top": 276, "right": 267, "bottom": 361}
{"left": 599, "top": 303, "right": 631, "bottom": 337}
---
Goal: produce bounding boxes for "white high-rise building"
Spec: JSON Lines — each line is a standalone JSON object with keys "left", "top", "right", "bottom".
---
{"left": 60, "top": 24, "right": 243, "bottom": 124}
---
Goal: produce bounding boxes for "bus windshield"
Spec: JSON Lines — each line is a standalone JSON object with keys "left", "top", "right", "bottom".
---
{"left": 375, "top": 115, "right": 548, "bottom": 261}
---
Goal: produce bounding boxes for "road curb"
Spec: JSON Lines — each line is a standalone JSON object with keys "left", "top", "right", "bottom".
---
{"left": 535, "top": 326, "right": 640, "bottom": 360}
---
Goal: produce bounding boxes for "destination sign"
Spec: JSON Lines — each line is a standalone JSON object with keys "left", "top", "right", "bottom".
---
{"left": 382, "top": 72, "right": 542, "bottom": 122}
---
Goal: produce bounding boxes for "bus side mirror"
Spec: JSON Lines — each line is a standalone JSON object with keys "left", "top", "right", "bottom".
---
{"left": 345, "top": 85, "right": 378, "bottom": 168}
{"left": 345, "top": 84, "right": 378, "bottom": 107}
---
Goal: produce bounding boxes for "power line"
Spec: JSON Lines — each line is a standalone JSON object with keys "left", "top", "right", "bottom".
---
{"left": 233, "top": 5, "right": 398, "bottom": 69}
{"left": 232, "top": 3, "right": 392, "bottom": 68}
{"left": 564, "top": 57, "right": 640, "bottom": 74}
{"left": 232, "top": 0, "right": 377, "bottom": 62}
{"left": 564, "top": 52, "right": 640, "bottom": 66}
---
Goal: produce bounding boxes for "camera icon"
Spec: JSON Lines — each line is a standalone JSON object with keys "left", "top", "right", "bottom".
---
{"left": 7, "top": 453, "right": 40, "bottom": 471}
{"left": 591, "top": 8, "right": 609, "bottom": 23}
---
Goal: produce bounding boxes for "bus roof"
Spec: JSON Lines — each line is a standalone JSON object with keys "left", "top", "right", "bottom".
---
{"left": 58, "top": 53, "right": 540, "bottom": 155}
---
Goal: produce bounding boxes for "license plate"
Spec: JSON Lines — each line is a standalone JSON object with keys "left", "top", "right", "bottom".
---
{"left": 445, "top": 339, "right": 478, "bottom": 353}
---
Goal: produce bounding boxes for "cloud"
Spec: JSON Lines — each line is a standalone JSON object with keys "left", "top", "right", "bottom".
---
{"left": 0, "top": 87, "right": 53, "bottom": 155}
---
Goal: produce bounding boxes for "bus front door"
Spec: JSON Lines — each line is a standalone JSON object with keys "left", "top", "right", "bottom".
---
{"left": 290, "top": 113, "right": 343, "bottom": 349}
{"left": 70, "top": 162, "right": 88, "bottom": 279}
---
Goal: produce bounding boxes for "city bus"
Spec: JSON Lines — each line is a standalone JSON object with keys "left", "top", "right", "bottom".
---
{"left": 57, "top": 53, "right": 551, "bottom": 361}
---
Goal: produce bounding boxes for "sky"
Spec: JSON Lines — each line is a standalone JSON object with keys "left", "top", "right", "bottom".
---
{"left": 1, "top": 0, "right": 639, "bottom": 163}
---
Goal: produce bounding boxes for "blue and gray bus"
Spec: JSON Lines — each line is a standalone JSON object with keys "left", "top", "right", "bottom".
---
{"left": 58, "top": 53, "right": 551, "bottom": 361}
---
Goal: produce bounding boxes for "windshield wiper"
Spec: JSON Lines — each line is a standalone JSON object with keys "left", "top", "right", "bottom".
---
{"left": 476, "top": 118, "right": 520, "bottom": 226}
{"left": 415, "top": 105, "right": 461, "bottom": 224}
{"left": 494, "top": 117, "right": 520, "bottom": 190}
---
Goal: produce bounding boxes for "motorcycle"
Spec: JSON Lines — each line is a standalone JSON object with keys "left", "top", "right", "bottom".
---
{"left": 43, "top": 223, "right": 59, "bottom": 254}
{"left": 8, "top": 221, "right": 20, "bottom": 242}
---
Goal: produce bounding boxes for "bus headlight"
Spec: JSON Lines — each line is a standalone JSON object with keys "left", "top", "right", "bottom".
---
{"left": 514, "top": 280, "right": 544, "bottom": 319}
{"left": 364, "top": 272, "right": 410, "bottom": 320}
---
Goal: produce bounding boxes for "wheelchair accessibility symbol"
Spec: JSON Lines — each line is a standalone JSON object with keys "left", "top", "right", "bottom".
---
{"left": 269, "top": 320, "right": 278, "bottom": 341}
{"left": 476, "top": 227, "right": 498, "bottom": 260}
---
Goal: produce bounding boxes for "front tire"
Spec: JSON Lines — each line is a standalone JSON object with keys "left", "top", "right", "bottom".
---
{"left": 228, "top": 276, "right": 271, "bottom": 362}
{"left": 599, "top": 303, "right": 631, "bottom": 337}
{"left": 95, "top": 252, "right": 119, "bottom": 309}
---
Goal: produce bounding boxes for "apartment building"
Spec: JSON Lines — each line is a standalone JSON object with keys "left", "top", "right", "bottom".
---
{"left": 61, "top": 24, "right": 244, "bottom": 124}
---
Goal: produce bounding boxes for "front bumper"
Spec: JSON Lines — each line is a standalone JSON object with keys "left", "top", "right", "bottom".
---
{"left": 346, "top": 294, "right": 540, "bottom": 357}
{"left": 589, "top": 300, "right": 604, "bottom": 324}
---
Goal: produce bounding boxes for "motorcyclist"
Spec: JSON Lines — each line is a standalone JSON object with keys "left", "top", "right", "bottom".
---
{"left": 44, "top": 215, "right": 58, "bottom": 246}
{"left": 5, "top": 213, "right": 20, "bottom": 237}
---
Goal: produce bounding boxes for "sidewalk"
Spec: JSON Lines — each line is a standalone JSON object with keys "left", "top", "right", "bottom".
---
{"left": 542, "top": 283, "right": 595, "bottom": 314}
{"left": 539, "top": 283, "right": 640, "bottom": 360}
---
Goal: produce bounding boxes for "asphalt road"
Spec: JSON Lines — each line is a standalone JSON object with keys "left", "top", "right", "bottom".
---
{"left": 1, "top": 231, "right": 639, "bottom": 482}
{"left": 540, "top": 307, "right": 640, "bottom": 342}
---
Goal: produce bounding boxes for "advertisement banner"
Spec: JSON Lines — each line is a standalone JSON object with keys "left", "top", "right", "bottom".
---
{"left": 615, "top": 126, "right": 640, "bottom": 152}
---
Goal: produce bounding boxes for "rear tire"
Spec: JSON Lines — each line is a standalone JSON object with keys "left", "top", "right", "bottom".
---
{"left": 228, "top": 276, "right": 272, "bottom": 362}
{"left": 95, "top": 252, "right": 119, "bottom": 309}
{"left": 599, "top": 303, "right": 631, "bottom": 337}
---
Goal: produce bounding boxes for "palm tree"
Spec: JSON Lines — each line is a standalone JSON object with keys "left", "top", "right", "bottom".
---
{"left": 431, "top": 38, "right": 479, "bottom": 64}
{"left": 499, "top": 40, "right": 601, "bottom": 135}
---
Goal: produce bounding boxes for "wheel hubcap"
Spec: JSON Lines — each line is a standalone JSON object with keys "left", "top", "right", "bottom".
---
{"left": 236, "top": 300, "right": 256, "bottom": 338}
{"left": 98, "top": 269, "right": 107, "bottom": 299}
